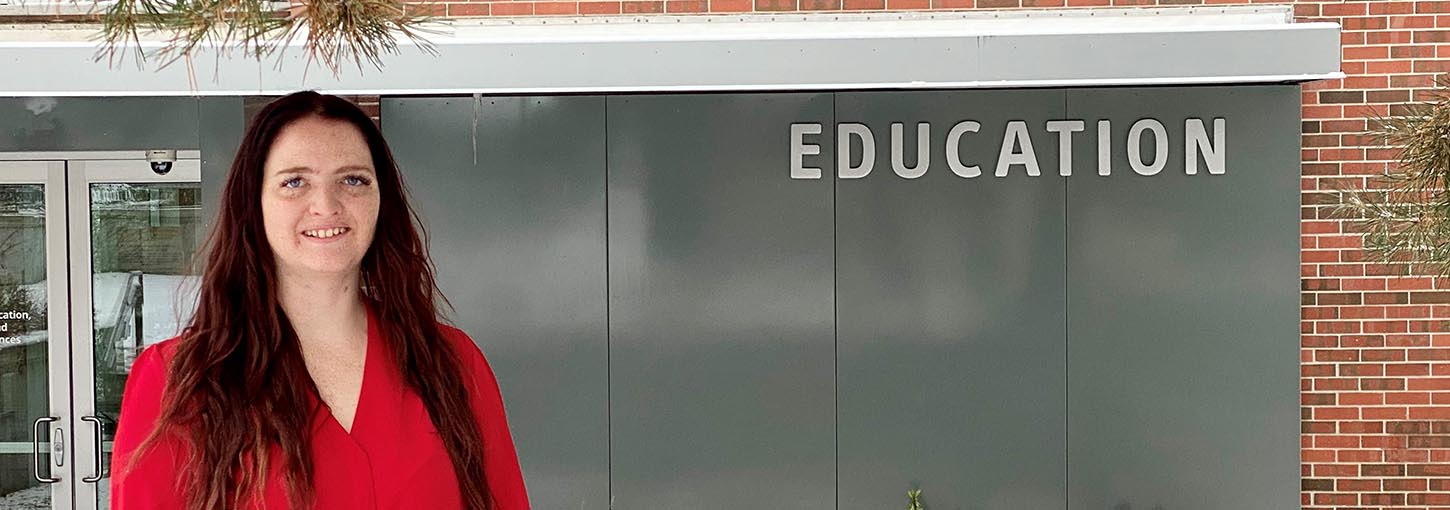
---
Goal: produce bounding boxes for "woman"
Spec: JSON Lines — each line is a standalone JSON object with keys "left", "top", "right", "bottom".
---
{"left": 110, "top": 91, "right": 530, "bottom": 510}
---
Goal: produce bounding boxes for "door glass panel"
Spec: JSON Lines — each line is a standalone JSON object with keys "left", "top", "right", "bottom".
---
{"left": 89, "top": 182, "right": 202, "bottom": 508}
{"left": 0, "top": 184, "right": 52, "bottom": 508}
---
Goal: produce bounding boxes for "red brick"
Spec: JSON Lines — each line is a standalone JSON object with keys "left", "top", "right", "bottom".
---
{"left": 579, "top": 1, "right": 622, "bottom": 13}
{"left": 1312, "top": 492, "right": 1358, "bottom": 505}
{"left": 1387, "top": 334, "right": 1431, "bottom": 346}
{"left": 1316, "top": 349, "right": 1362, "bottom": 361}
{"left": 1361, "top": 378, "right": 1405, "bottom": 391}
{"left": 1340, "top": 362, "right": 1383, "bottom": 376}
{"left": 1316, "top": 406, "right": 1359, "bottom": 420}
{"left": 1408, "top": 376, "right": 1450, "bottom": 389}
{"left": 1340, "top": 420, "right": 1386, "bottom": 434}
{"left": 1342, "top": 278, "right": 1388, "bottom": 291}
{"left": 1362, "top": 348, "right": 1406, "bottom": 361}
{"left": 1360, "top": 463, "right": 1406, "bottom": 476}
{"left": 1367, "top": 292, "right": 1411, "bottom": 305}
{"left": 448, "top": 3, "right": 492, "bottom": 15}
{"left": 534, "top": 1, "right": 578, "bottom": 14}
{"left": 1315, "top": 321, "right": 1361, "bottom": 334}
{"left": 1343, "top": 45, "right": 1388, "bottom": 60}
{"left": 665, "top": 0, "right": 707, "bottom": 11}
{"left": 1409, "top": 318, "right": 1450, "bottom": 332}
{"left": 1335, "top": 477, "right": 1381, "bottom": 491}
{"left": 1362, "top": 493, "right": 1407, "bottom": 506}
{"left": 1317, "top": 434, "right": 1361, "bottom": 448}
{"left": 1323, "top": 2, "right": 1368, "bottom": 16}
{"left": 1408, "top": 463, "right": 1450, "bottom": 476}
{"left": 1384, "top": 448, "right": 1428, "bottom": 462}
{"left": 1386, "top": 391, "right": 1431, "bottom": 404}
{"left": 1386, "top": 304, "right": 1432, "bottom": 317}
{"left": 1414, "top": 30, "right": 1450, "bottom": 43}
{"left": 1365, "top": 320, "right": 1409, "bottom": 333}
{"left": 1386, "top": 363, "right": 1431, "bottom": 376}
{"left": 1303, "top": 449, "right": 1336, "bottom": 463}
{"left": 712, "top": 0, "right": 751, "bottom": 10}
{"left": 1304, "top": 392, "right": 1338, "bottom": 405}
{"left": 1363, "top": 406, "right": 1408, "bottom": 419}
{"left": 1315, "top": 377, "right": 1358, "bottom": 390}
{"left": 1384, "top": 478, "right": 1428, "bottom": 491}
{"left": 1416, "top": 1, "right": 1450, "bottom": 13}
{"left": 1361, "top": 435, "right": 1407, "bottom": 448}
{"left": 754, "top": 0, "right": 797, "bottom": 10}
{"left": 1409, "top": 406, "right": 1450, "bottom": 419}
{"left": 490, "top": 2, "right": 535, "bottom": 14}
{"left": 1371, "top": 1, "right": 1415, "bottom": 15}
{"left": 620, "top": 0, "right": 663, "bottom": 11}
{"left": 1408, "top": 493, "right": 1450, "bottom": 505}
{"left": 1408, "top": 348, "right": 1450, "bottom": 361}
{"left": 1367, "top": 31, "right": 1414, "bottom": 44}
{"left": 1409, "top": 434, "right": 1450, "bottom": 447}
{"left": 1390, "top": 14, "right": 1437, "bottom": 28}
{"left": 842, "top": 0, "right": 883, "bottom": 8}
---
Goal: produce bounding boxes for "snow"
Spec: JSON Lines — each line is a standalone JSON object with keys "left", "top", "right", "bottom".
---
{"left": 0, "top": 272, "right": 198, "bottom": 352}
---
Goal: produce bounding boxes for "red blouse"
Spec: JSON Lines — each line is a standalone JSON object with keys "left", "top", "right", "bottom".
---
{"left": 110, "top": 304, "right": 530, "bottom": 510}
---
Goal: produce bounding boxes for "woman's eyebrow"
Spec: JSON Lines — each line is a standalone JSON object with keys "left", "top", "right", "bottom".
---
{"left": 274, "top": 165, "right": 374, "bottom": 175}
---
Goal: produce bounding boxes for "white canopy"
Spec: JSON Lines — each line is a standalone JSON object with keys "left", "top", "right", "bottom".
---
{"left": 0, "top": 5, "right": 1342, "bottom": 96}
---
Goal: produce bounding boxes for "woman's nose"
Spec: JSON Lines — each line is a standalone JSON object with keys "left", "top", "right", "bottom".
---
{"left": 309, "top": 183, "right": 344, "bottom": 216}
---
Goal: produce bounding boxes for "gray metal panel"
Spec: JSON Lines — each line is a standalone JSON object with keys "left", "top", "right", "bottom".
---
{"left": 0, "top": 97, "right": 199, "bottom": 151}
{"left": 1065, "top": 86, "right": 1300, "bottom": 510}
{"left": 196, "top": 97, "right": 243, "bottom": 235}
{"left": 382, "top": 96, "right": 609, "bottom": 510}
{"left": 0, "top": 8, "right": 1340, "bottom": 96}
{"left": 607, "top": 93, "right": 835, "bottom": 509}
{"left": 835, "top": 90, "right": 1068, "bottom": 510}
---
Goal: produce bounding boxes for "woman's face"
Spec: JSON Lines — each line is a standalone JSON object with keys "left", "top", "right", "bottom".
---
{"left": 260, "top": 115, "right": 381, "bottom": 279}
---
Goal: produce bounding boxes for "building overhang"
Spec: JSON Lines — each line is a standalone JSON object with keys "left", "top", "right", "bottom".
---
{"left": 0, "top": 6, "right": 1343, "bottom": 97}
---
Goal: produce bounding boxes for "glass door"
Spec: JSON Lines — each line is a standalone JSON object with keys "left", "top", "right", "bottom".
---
{"left": 0, "top": 156, "right": 202, "bottom": 510}
{"left": 0, "top": 161, "right": 72, "bottom": 510}
{"left": 68, "top": 159, "right": 202, "bottom": 510}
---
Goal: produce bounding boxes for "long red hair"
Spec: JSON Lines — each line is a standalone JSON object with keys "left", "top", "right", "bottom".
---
{"left": 132, "top": 91, "right": 495, "bottom": 510}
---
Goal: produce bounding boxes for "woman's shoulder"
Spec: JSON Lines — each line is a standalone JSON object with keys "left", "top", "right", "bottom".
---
{"left": 433, "top": 322, "right": 501, "bottom": 382}
{"left": 436, "top": 322, "right": 484, "bottom": 360}
{"left": 133, "top": 335, "right": 184, "bottom": 377}
{"left": 117, "top": 336, "right": 185, "bottom": 404}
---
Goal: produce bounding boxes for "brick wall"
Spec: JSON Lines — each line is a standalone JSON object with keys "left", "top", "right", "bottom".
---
{"left": 398, "top": 0, "right": 1447, "bottom": 508}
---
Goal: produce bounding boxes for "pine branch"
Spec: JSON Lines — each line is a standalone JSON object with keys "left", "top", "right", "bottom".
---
{"left": 89, "top": 0, "right": 441, "bottom": 75}
{"left": 1334, "top": 74, "right": 1450, "bottom": 275}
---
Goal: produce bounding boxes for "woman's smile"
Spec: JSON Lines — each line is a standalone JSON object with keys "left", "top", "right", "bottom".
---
{"left": 302, "top": 226, "right": 352, "bottom": 241}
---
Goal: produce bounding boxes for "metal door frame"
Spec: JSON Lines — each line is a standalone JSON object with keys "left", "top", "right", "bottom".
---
{"left": 0, "top": 160, "right": 72, "bottom": 510}
{"left": 67, "top": 158, "right": 201, "bottom": 510}
{"left": 0, "top": 151, "right": 201, "bottom": 510}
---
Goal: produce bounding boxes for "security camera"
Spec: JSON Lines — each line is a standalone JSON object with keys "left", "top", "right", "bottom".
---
{"left": 147, "top": 149, "right": 176, "bottom": 175}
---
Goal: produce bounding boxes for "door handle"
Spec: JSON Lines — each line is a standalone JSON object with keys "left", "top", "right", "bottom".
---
{"left": 32, "top": 416, "right": 59, "bottom": 483}
{"left": 82, "top": 415, "right": 105, "bottom": 483}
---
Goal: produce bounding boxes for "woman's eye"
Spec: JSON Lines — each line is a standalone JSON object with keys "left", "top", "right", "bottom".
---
{"left": 343, "top": 175, "right": 371, "bottom": 186}
{"left": 282, "top": 177, "right": 303, "bottom": 188}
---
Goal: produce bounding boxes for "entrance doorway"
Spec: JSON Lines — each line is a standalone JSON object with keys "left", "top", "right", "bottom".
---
{"left": 0, "top": 152, "right": 202, "bottom": 510}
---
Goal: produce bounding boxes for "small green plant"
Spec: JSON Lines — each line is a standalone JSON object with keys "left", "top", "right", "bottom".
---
{"left": 907, "top": 487, "right": 924, "bottom": 510}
